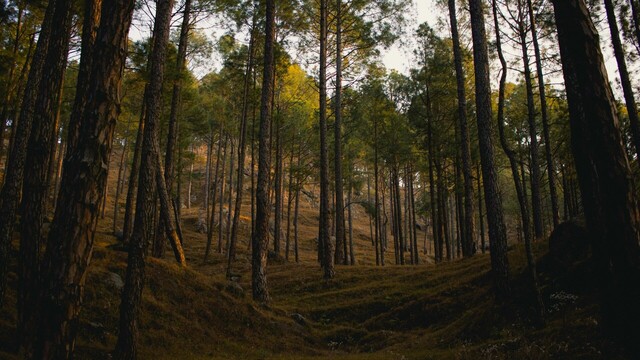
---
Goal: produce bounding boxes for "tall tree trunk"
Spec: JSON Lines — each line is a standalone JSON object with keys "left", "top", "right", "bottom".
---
{"left": 333, "top": 0, "right": 346, "bottom": 265}
{"left": 273, "top": 116, "right": 283, "bottom": 255}
{"left": 67, "top": 0, "right": 102, "bottom": 153}
{"left": 52, "top": 140, "right": 65, "bottom": 207}
{"left": 390, "top": 173, "right": 399, "bottom": 264}
{"left": 229, "top": 13, "right": 257, "bottom": 270}
{"left": 516, "top": 0, "right": 544, "bottom": 239}
{"left": 455, "top": 154, "right": 464, "bottom": 258}
{"left": 476, "top": 162, "right": 485, "bottom": 253}
{"left": 3, "top": 32, "right": 35, "bottom": 182}
{"left": 494, "top": 0, "right": 545, "bottom": 323}
{"left": 218, "top": 135, "right": 228, "bottom": 253}
{"left": 285, "top": 135, "right": 295, "bottom": 260}
{"left": 604, "top": 0, "right": 640, "bottom": 161}
{"left": 425, "top": 87, "right": 442, "bottom": 262}
{"left": 367, "top": 171, "right": 374, "bottom": 246}
{"left": 448, "top": 0, "right": 475, "bottom": 258}
{"left": 436, "top": 158, "right": 447, "bottom": 261}
{"left": 204, "top": 128, "right": 213, "bottom": 213}
{"left": 374, "top": 118, "right": 381, "bottom": 266}
{"left": 527, "top": 0, "right": 559, "bottom": 228}
{"left": 469, "top": 0, "right": 510, "bottom": 299}
{"left": 100, "top": 142, "right": 114, "bottom": 219}
{"left": 0, "top": 3, "right": 25, "bottom": 161}
{"left": 294, "top": 164, "right": 301, "bottom": 263}
{"left": 551, "top": 0, "right": 640, "bottom": 352}
{"left": 409, "top": 167, "right": 419, "bottom": 264}
{"left": 28, "top": 1, "right": 134, "bottom": 357}
{"left": 225, "top": 138, "right": 235, "bottom": 262}
{"left": 165, "top": 0, "right": 191, "bottom": 203}
{"left": 319, "top": 0, "right": 334, "bottom": 279}
{"left": 123, "top": 90, "right": 147, "bottom": 245}
{"left": 187, "top": 149, "right": 193, "bottom": 209}
{"left": 114, "top": 137, "right": 129, "bottom": 233}
{"left": 18, "top": 0, "right": 72, "bottom": 343}
{"left": 406, "top": 168, "right": 414, "bottom": 263}
{"left": 348, "top": 180, "right": 355, "bottom": 265}
{"left": 45, "top": 100, "right": 64, "bottom": 213}
{"left": 205, "top": 126, "right": 223, "bottom": 261}
{"left": 155, "top": 156, "right": 186, "bottom": 264}
{"left": 379, "top": 170, "right": 386, "bottom": 265}
{"left": 250, "top": 70, "right": 257, "bottom": 246}
{"left": 0, "top": 0, "right": 57, "bottom": 309}
{"left": 428, "top": 152, "right": 439, "bottom": 261}
{"left": 394, "top": 167, "right": 404, "bottom": 264}
{"left": 114, "top": 1, "right": 177, "bottom": 358}
{"left": 253, "top": 0, "right": 275, "bottom": 303}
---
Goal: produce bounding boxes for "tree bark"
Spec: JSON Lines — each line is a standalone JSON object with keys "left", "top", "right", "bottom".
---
{"left": 333, "top": 0, "right": 346, "bottom": 265}
{"left": 0, "top": 3, "right": 25, "bottom": 161}
{"left": 551, "top": 0, "right": 640, "bottom": 352}
{"left": 27, "top": 1, "right": 134, "bottom": 357}
{"left": 319, "top": 0, "right": 334, "bottom": 279}
{"left": 114, "top": 1, "right": 176, "bottom": 358}
{"left": 225, "top": 138, "right": 235, "bottom": 259}
{"left": 274, "top": 116, "right": 283, "bottom": 255}
{"left": 229, "top": 13, "right": 257, "bottom": 270}
{"left": 527, "top": 0, "right": 559, "bottom": 228}
{"left": 113, "top": 137, "right": 129, "bottom": 233}
{"left": 100, "top": 140, "right": 114, "bottom": 219}
{"left": 218, "top": 135, "right": 228, "bottom": 254}
{"left": 164, "top": 0, "right": 191, "bottom": 201}
{"left": 469, "top": 0, "right": 510, "bottom": 299}
{"left": 604, "top": 0, "right": 640, "bottom": 161}
{"left": 66, "top": 0, "right": 102, "bottom": 154}
{"left": 448, "top": 0, "right": 475, "bottom": 258}
{"left": 374, "top": 118, "right": 381, "bottom": 266}
{"left": 18, "top": 0, "right": 72, "bottom": 343}
{"left": 253, "top": 0, "right": 275, "bottom": 302}
{"left": 204, "top": 128, "right": 213, "bottom": 214}
{"left": 409, "top": 167, "right": 419, "bottom": 264}
{"left": 285, "top": 134, "right": 295, "bottom": 260}
{"left": 0, "top": 0, "right": 56, "bottom": 309}
{"left": 205, "top": 125, "right": 223, "bottom": 261}
{"left": 477, "top": 162, "right": 485, "bottom": 253}
{"left": 123, "top": 90, "right": 147, "bottom": 245}
{"left": 494, "top": 0, "right": 545, "bottom": 323}
{"left": 294, "top": 180, "right": 301, "bottom": 263}
{"left": 516, "top": 0, "right": 544, "bottom": 239}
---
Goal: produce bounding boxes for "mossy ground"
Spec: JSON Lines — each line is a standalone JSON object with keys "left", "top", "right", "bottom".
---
{"left": 0, "top": 157, "right": 621, "bottom": 359}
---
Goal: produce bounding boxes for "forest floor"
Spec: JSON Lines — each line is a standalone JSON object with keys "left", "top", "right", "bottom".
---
{"left": 0, "top": 178, "right": 622, "bottom": 359}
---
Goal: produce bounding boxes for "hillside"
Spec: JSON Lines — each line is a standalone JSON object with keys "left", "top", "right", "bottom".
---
{"left": 0, "top": 183, "right": 616, "bottom": 359}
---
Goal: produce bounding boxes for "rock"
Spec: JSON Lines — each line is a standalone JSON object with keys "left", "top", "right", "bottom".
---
{"left": 267, "top": 250, "right": 285, "bottom": 264}
{"left": 291, "top": 313, "right": 307, "bottom": 326}
{"left": 88, "top": 321, "right": 105, "bottom": 331}
{"left": 225, "top": 281, "right": 244, "bottom": 298}
{"left": 195, "top": 215, "right": 207, "bottom": 234}
{"left": 549, "top": 220, "right": 589, "bottom": 271}
{"left": 107, "top": 272, "right": 124, "bottom": 290}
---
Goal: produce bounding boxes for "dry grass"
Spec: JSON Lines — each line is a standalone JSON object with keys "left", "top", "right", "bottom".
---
{"left": 0, "top": 154, "right": 616, "bottom": 359}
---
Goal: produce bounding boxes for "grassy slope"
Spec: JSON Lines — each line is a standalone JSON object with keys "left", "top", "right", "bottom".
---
{"left": 0, "top": 152, "right": 615, "bottom": 359}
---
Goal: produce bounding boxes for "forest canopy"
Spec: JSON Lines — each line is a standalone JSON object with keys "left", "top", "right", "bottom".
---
{"left": 0, "top": 0, "right": 639, "bottom": 358}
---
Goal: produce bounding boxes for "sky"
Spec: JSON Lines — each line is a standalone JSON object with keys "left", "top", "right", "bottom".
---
{"left": 129, "top": 0, "right": 636, "bottom": 99}
{"left": 381, "top": 0, "right": 438, "bottom": 74}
